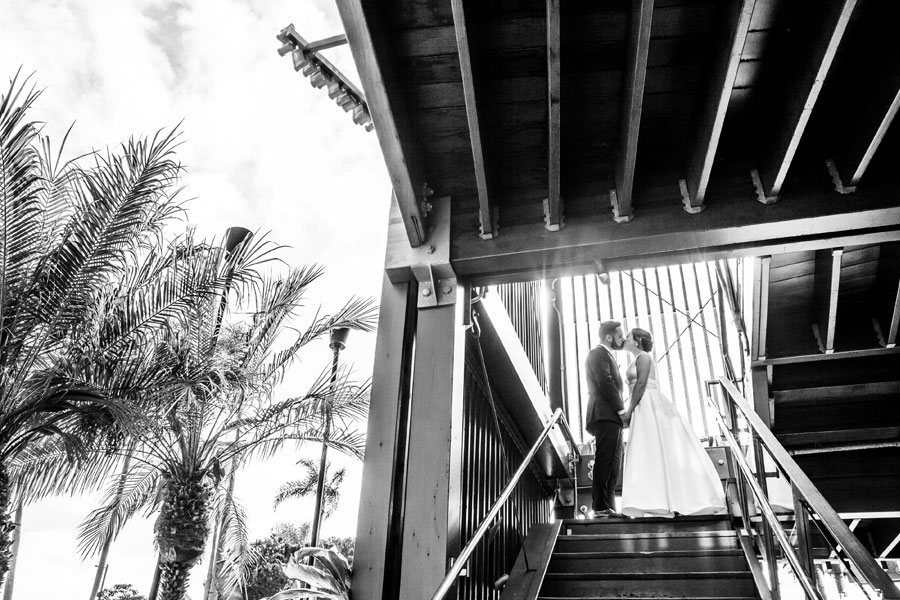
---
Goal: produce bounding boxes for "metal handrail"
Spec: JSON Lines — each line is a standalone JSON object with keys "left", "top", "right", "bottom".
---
{"left": 707, "top": 377, "right": 900, "bottom": 599}
{"left": 430, "top": 408, "right": 580, "bottom": 600}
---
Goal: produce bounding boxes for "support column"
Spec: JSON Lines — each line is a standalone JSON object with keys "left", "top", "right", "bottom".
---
{"left": 351, "top": 274, "right": 417, "bottom": 600}
{"left": 399, "top": 294, "right": 467, "bottom": 600}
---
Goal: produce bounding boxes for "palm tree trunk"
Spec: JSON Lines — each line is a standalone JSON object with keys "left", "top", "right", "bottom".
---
{"left": 156, "top": 475, "right": 212, "bottom": 600}
{"left": 89, "top": 449, "right": 134, "bottom": 600}
{"left": 0, "top": 466, "right": 11, "bottom": 589}
{"left": 1, "top": 502, "right": 22, "bottom": 600}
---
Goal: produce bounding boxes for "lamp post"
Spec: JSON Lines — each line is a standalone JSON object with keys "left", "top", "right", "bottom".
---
{"left": 310, "top": 327, "right": 350, "bottom": 547}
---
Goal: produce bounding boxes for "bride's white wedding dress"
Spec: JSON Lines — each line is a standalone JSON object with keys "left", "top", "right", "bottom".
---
{"left": 621, "top": 353, "right": 727, "bottom": 518}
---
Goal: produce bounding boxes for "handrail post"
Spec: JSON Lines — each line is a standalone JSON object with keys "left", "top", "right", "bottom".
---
{"left": 792, "top": 483, "right": 817, "bottom": 582}
{"left": 754, "top": 435, "right": 781, "bottom": 600}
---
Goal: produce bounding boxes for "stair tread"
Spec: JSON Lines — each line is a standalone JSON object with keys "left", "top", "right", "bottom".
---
{"left": 545, "top": 571, "right": 753, "bottom": 580}
{"left": 559, "top": 530, "right": 736, "bottom": 540}
{"left": 563, "top": 515, "right": 731, "bottom": 525}
{"left": 551, "top": 549, "right": 744, "bottom": 560}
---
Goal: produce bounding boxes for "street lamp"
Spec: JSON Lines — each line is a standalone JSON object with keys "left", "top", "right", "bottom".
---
{"left": 310, "top": 327, "right": 350, "bottom": 547}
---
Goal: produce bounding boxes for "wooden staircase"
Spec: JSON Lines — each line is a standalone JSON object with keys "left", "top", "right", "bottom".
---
{"left": 504, "top": 515, "right": 762, "bottom": 600}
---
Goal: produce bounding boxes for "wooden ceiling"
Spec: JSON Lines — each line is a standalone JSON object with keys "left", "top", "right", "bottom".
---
{"left": 338, "top": 0, "right": 900, "bottom": 282}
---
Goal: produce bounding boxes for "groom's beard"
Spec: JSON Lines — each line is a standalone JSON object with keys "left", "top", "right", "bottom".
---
{"left": 611, "top": 340, "right": 625, "bottom": 350}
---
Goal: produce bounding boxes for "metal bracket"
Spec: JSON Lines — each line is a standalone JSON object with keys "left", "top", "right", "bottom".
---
{"left": 542, "top": 198, "right": 565, "bottom": 231}
{"left": 750, "top": 169, "right": 778, "bottom": 205}
{"left": 826, "top": 159, "right": 857, "bottom": 194}
{"left": 812, "top": 323, "right": 833, "bottom": 354}
{"left": 609, "top": 189, "right": 633, "bottom": 223}
{"left": 411, "top": 264, "right": 457, "bottom": 308}
{"left": 679, "top": 178, "right": 706, "bottom": 214}
{"left": 873, "top": 317, "right": 887, "bottom": 348}
{"left": 479, "top": 205, "right": 500, "bottom": 240}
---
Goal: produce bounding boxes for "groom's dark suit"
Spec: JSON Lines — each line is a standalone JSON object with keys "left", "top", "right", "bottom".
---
{"left": 585, "top": 344, "right": 625, "bottom": 512}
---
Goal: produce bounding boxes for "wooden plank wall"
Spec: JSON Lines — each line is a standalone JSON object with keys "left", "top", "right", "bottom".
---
{"left": 457, "top": 345, "right": 554, "bottom": 600}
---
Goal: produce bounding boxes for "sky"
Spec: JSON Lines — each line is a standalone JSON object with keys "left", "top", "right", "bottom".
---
{"left": 0, "top": 0, "right": 391, "bottom": 598}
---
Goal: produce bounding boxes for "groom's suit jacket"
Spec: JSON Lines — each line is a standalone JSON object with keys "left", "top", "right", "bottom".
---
{"left": 584, "top": 344, "right": 625, "bottom": 434}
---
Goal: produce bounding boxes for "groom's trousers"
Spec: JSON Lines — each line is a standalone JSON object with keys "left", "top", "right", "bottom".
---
{"left": 590, "top": 421, "right": 623, "bottom": 512}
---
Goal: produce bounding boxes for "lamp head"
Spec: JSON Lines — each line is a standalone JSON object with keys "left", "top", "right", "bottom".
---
{"left": 224, "top": 227, "right": 252, "bottom": 254}
{"left": 330, "top": 327, "right": 351, "bottom": 351}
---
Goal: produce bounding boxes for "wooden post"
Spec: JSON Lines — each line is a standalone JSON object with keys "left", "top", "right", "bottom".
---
{"left": 751, "top": 257, "right": 771, "bottom": 361}
{"left": 398, "top": 293, "right": 467, "bottom": 600}
{"left": 792, "top": 483, "right": 816, "bottom": 581}
{"left": 351, "top": 274, "right": 418, "bottom": 600}
{"left": 750, "top": 367, "right": 771, "bottom": 430}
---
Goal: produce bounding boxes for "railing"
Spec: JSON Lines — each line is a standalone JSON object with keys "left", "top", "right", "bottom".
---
{"left": 706, "top": 377, "right": 900, "bottom": 600}
{"left": 430, "top": 408, "right": 580, "bottom": 600}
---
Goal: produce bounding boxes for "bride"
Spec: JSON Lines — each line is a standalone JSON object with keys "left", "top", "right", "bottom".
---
{"left": 620, "top": 327, "right": 726, "bottom": 518}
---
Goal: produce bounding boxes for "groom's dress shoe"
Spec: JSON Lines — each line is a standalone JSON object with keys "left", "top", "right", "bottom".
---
{"left": 596, "top": 509, "right": 626, "bottom": 519}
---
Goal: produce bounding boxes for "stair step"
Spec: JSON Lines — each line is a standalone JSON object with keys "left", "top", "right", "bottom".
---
{"left": 549, "top": 551, "right": 747, "bottom": 573}
{"left": 556, "top": 530, "right": 739, "bottom": 553}
{"left": 539, "top": 597, "right": 760, "bottom": 600}
{"left": 563, "top": 517, "right": 731, "bottom": 535}
{"left": 540, "top": 571, "right": 757, "bottom": 598}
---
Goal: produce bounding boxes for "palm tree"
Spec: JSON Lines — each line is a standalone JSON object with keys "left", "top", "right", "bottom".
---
{"left": 273, "top": 458, "right": 347, "bottom": 520}
{"left": 0, "top": 70, "right": 193, "bottom": 585}
{"left": 74, "top": 261, "right": 376, "bottom": 600}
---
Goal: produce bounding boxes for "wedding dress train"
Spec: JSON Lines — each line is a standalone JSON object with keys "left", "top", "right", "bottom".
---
{"left": 620, "top": 354, "right": 727, "bottom": 518}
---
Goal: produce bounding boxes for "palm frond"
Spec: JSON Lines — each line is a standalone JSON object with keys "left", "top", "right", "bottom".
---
{"left": 76, "top": 460, "right": 159, "bottom": 558}
{"left": 211, "top": 485, "right": 259, "bottom": 597}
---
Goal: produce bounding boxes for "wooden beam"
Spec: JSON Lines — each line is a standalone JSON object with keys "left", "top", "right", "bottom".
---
{"left": 752, "top": 0, "right": 857, "bottom": 203}
{"left": 751, "top": 366, "right": 772, "bottom": 429}
{"left": 827, "top": 9, "right": 900, "bottom": 193}
{"left": 752, "top": 345, "right": 900, "bottom": 367}
{"left": 813, "top": 248, "right": 843, "bottom": 353}
{"left": 450, "top": 0, "right": 497, "bottom": 239}
{"left": 351, "top": 275, "right": 417, "bottom": 600}
{"left": 875, "top": 242, "right": 900, "bottom": 348}
{"left": 448, "top": 178, "right": 900, "bottom": 285}
{"left": 545, "top": 0, "right": 563, "bottom": 231}
{"left": 611, "top": 0, "right": 653, "bottom": 223}
{"left": 880, "top": 531, "right": 900, "bottom": 559}
{"left": 751, "top": 256, "right": 771, "bottom": 361}
{"left": 335, "top": 0, "right": 428, "bottom": 247}
{"left": 680, "top": 0, "right": 755, "bottom": 213}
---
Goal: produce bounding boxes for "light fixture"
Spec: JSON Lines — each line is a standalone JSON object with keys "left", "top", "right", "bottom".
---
{"left": 276, "top": 24, "right": 374, "bottom": 132}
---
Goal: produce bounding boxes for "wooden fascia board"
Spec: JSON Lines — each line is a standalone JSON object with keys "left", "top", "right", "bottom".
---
{"left": 681, "top": 0, "right": 755, "bottom": 212}
{"left": 611, "top": 0, "right": 653, "bottom": 223}
{"left": 451, "top": 0, "right": 497, "bottom": 240}
{"left": 755, "top": 0, "right": 857, "bottom": 201}
{"left": 545, "top": 0, "right": 564, "bottom": 230}
{"left": 450, "top": 184, "right": 900, "bottom": 284}
{"left": 335, "top": 0, "right": 427, "bottom": 247}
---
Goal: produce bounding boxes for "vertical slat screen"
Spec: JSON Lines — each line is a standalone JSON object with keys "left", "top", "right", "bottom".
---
{"left": 493, "top": 281, "right": 549, "bottom": 394}
{"left": 456, "top": 344, "right": 554, "bottom": 600}
{"left": 559, "top": 260, "right": 744, "bottom": 439}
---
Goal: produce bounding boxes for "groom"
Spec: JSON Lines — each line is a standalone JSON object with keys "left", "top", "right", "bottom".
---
{"left": 585, "top": 320, "right": 628, "bottom": 517}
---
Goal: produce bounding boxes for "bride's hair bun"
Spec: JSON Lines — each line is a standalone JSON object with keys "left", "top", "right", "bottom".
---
{"left": 631, "top": 327, "right": 654, "bottom": 352}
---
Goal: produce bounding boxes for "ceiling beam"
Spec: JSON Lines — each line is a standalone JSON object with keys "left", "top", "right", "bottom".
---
{"left": 451, "top": 0, "right": 497, "bottom": 240}
{"left": 827, "top": 11, "right": 900, "bottom": 194}
{"left": 680, "top": 0, "right": 755, "bottom": 213}
{"left": 544, "top": 0, "right": 563, "bottom": 231}
{"left": 335, "top": 0, "right": 428, "bottom": 247}
{"left": 751, "top": 256, "right": 771, "bottom": 361}
{"left": 449, "top": 181, "right": 900, "bottom": 285}
{"left": 813, "top": 248, "right": 843, "bottom": 354}
{"left": 611, "top": 0, "right": 654, "bottom": 223}
{"left": 752, "top": 0, "right": 857, "bottom": 203}
{"left": 875, "top": 242, "right": 900, "bottom": 348}
{"left": 881, "top": 532, "right": 900, "bottom": 558}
